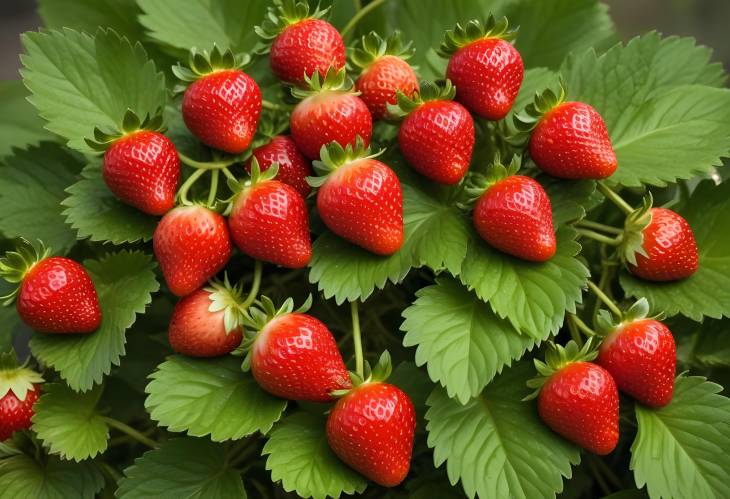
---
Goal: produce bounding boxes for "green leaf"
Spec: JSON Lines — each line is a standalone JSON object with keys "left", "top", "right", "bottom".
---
{"left": 460, "top": 227, "right": 589, "bottom": 337}
{"left": 32, "top": 384, "right": 108, "bottom": 461}
{"left": 689, "top": 319, "right": 730, "bottom": 367}
{"left": 426, "top": 361, "right": 580, "bottom": 499}
{"left": 0, "top": 81, "right": 55, "bottom": 156}
{"left": 30, "top": 251, "right": 159, "bottom": 392}
{"left": 38, "top": 0, "right": 145, "bottom": 43}
{"left": 21, "top": 28, "right": 166, "bottom": 153}
{"left": 401, "top": 277, "right": 536, "bottom": 404}
{"left": 540, "top": 176, "right": 598, "bottom": 226}
{"left": 0, "top": 142, "right": 82, "bottom": 252}
{"left": 0, "top": 454, "right": 104, "bottom": 499}
{"left": 145, "top": 355, "right": 287, "bottom": 441}
{"left": 631, "top": 375, "right": 730, "bottom": 499}
{"left": 117, "top": 437, "right": 246, "bottom": 499}
{"left": 263, "top": 412, "right": 368, "bottom": 499}
{"left": 62, "top": 163, "right": 157, "bottom": 245}
{"left": 620, "top": 180, "right": 730, "bottom": 320}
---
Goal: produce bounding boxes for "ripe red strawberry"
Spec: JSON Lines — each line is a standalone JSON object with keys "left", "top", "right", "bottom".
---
{"left": 440, "top": 16, "right": 524, "bottom": 120}
{"left": 351, "top": 31, "right": 419, "bottom": 120}
{"left": 289, "top": 68, "right": 372, "bottom": 161}
{"left": 243, "top": 297, "right": 350, "bottom": 402}
{"left": 0, "top": 241, "right": 101, "bottom": 334}
{"left": 0, "top": 352, "right": 43, "bottom": 441}
{"left": 311, "top": 140, "right": 403, "bottom": 255}
{"left": 256, "top": 0, "right": 345, "bottom": 85}
{"left": 394, "top": 80, "right": 474, "bottom": 184}
{"left": 153, "top": 205, "right": 232, "bottom": 297}
{"left": 228, "top": 160, "right": 312, "bottom": 269}
{"left": 246, "top": 135, "right": 312, "bottom": 197}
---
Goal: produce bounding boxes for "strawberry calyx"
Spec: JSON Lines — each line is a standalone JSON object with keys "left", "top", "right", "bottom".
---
{"left": 458, "top": 153, "right": 521, "bottom": 209}
{"left": 387, "top": 79, "right": 456, "bottom": 118}
{"left": 289, "top": 66, "right": 356, "bottom": 101}
{"left": 171, "top": 45, "right": 252, "bottom": 91}
{"left": 249, "top": 110, "right": 290, "bottom": 150}
{"left": 307, "top": 137, "right": 384, "bottom": 189}
{"left": 438, "top": 14, "right": 518, "bottom": 58}
{"left": 594, "top": 297, "right": 655, "bottom": 339}
{"left": 0, "top": 239, "right": 51, "bottom": 305}
{"left": 223, "top": 157, "right": 280, "bottom": 216}
{"left": 254, "top": 0, "right": 331, "bottom": 54}
{"left": 513, "top": 79, "right": 567, "bottom": 134}
{"left": 350, "top": 31, "right": 415, "bottom": 72}
{"left": 0, "top": 351, "right": 44, "bottom": 402}
{"left": 203, "top": 274, "right": 250, "bottom": 334}
{"left": 524, "top": 339, "right": 598, "bottom": 400}
{"left": 85, "top": 108, "right": 166, "bottom": 152}
{"left": 619, "top": 193, "right": 653, "bottom": 267}
{"left": 331, "top": 350, "right": 393, "bottom": 398}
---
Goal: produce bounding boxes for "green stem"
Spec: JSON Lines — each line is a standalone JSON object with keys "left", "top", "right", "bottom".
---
{"left": 100, "top": 462, "right": 122, "bottom": 483}
{"left": 575, "top": 228, "right": 622, "bottom": 246}
{"left": 570, "top": 314, "right": 596, "bottom": 337}
{"left": 207, "top": 170, "right": 219, "bottom": 207}
{"left": 262, "top": 99, "right": 289, "bottom": 111}
{"left": 597, "top": 182, "right": 634, "bottom": 215}
{"left": 221, "top": 166, "right": 237, "bottom": 183}
{"left": 240, "top": 260, "right": 263, "bottom": 310}
{"left": 179, "top": 151, "right": 239, "bottom": 170}
{"left": 575, "top": 219, "right": 623, "bottom": 235}
{"left": 341, "top": 0, "right": 388, "bottom": 38}
{"left": 102, "top": 417, "right": 157, "bottom": 449}
{"left": 566, "top": 314, "right": 583, "bottom": 347}
{"left": 353, "top": 0, "right": 362, "bottom": 10}
{"left": 587, "top": 455, "right": 612, "bottom": 496}
{"left": 177, "top": 168, "right": 206, "bottom": 205}
{"left": 587, "top": 281, "right": 623, "bottom": 319}
{"left": 351, "top": 300, "right": 364, "bottom": 378}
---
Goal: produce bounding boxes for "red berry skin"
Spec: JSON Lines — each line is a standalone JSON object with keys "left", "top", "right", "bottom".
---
{"left": 327, "top": 382, "right": 416, "bottom": 487}
{"left": 538, "top": 362, "right": 619, "bottom": 455}
{"left": 270, "top": 18, "right": 346, "bottom": 85}
{"left": 317, "top": 159, "right": 404, "bottom": 255}
{"left": 530, "top": 102, "right": 617, "bottom": 179}
{"left": 251, "top": 313, "right": 350, "bottom": 402}
{"left": 103, "top": 131, "right": 180, "bottom": 216}
{"left": 182, "top": 69, "right": 262, "bottom": 154}
{"left": 398, "top": 100, "right": 475, "bottom": 184}
{"left": 629, "top": 208, "right": 699, "bottom": 281}
{"left": 446, "top": 38, "right": 524, "bottom": 120}
{"left": 473, "top": 176, "right": 556, "bottom": 262}
{"left": 17, "top": 258, "right": 101, "bottom": 334}
{"left": 290, "top": 92, "right": 373, "bottom": 161}
{"left": 153, "top": 206, "right": 232, "bottom": 297}
{"left": 168, "top": 289, "right": 243, "bottom": 357}
{"left": 597, "top": 319, "right": 676, "bottom": 408}
{"left": 0, "top": 385, "right": 40, "bottom": 441}
{"left": 228, "top": 180, "right": 312, "bottom": 269}
{"left": 356, "top": 55, "right": 418, "bottom": 120}
{"left": 246, "top": 136, "right": 313, "bottom": 197}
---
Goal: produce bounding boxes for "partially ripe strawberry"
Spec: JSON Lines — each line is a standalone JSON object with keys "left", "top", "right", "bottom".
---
{"left": 246, "top": 135, "right": 312, "bottom": 197}
{"left": 153, "top": 205, "right": 232, "bottom": 297}
{"left": 0, "top": 352, "right": 43, "bottom": 441}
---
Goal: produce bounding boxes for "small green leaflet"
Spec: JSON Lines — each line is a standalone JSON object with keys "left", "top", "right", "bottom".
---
{"left": 263, "top": 412, "right": 368, "bottom": 499}
{"left": 631, "top": 375, "right": 730, "bottom": 499}
{"left": 426, "top": 361, "right": 580, "bottom": 499}
{"left": 0, "top": 454, "right": 104, "bottom": 499}
{"left": 401, "top": 277, "right": 536, "bottom": 404}
{"left": 117, "top": 437, "right": 246, "bottom": 499}
{"left": 0, "top": 81, "right": 54, "bottom": 156}
{"left": 30, "top": 251, "right": 159, "bottom": 392}
{"left": 145, "top": 355, "right": 287, "bottom": 441}
{"left": 32, "top": 384, "right": 108, "bottom": 461}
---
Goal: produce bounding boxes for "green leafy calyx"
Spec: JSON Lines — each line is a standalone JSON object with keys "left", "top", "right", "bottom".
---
{"left": 84, "top": 108, "right": 166, "bottom": 152}
{"left": 307, "top": 137, "right": 384, "bottom": 188}
{"left": 250, "top": 110, "right": 290, "bottom": 150}
{"left": 255, "top": 0, "right": 331, "bottom": 53}
{"left": 595, "top": 297, "right": 653, "bottom": 337}
{"left": 350, "top": 31, "right": 415, "bottom": 70}
{"left": 224, "top": 158, "right": 280, "bottom": 216}
{"left": 388, "top": 79, "right": 456, "bottom": 118}
{"left": 619, "top": 193, "right": 653, "bottom": 266}
{"left": 0, "top": 239, "right": 51, "bottom": 304}
{"left": 331, "top": 350, "right": 393, "bottom": 397}
{"left": 171, "top": 45, "right": 251, "bottom": 88}
{"left": 513, "top": 79, "right": 567, "bottom": 133}
{"left": 524, "top": 339, "right": 598, "bottom": 400}
{"left": 438, "top": 14, "right": 518, "bottom": 57}
{"left": 290, "top": 66, "right": 354, "bottom": 100}
{"left": 459, "top": 154, "right": 521, "bottom": 209}
{"left": 204, "top": 274, "right": 249, "bottom": 334}
{"left": 0, "top": 351, "right": 44, "bottom": 401}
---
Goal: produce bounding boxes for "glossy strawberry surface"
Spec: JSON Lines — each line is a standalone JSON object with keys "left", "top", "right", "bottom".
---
{"left": 327, "top": 382, "right": 416, "bottom": 487}
{"left": 103, "top": 130, "right": 180, "bottom": 215}
{"left": 538, "top": 361, "right": 619, "bottom": 455}
{"left": 356, "top": 55, "right": 418, "bottom": 120}
{"left": 153, "top": 206, "right": 232, "bottom": 297}
{"left": 0, "top": 384, "right": 40, "bottom": 441}
{"left": 228, "top": 180, "right": 311, "bottom": 269}
{"left": 270, "top": 18, "right": 346, "bottom": 85}
{"left": 629, "top": 208, "right": 698, "bottom": 281}
{"left": 398, "top": 100, "right": 474, "bottom": 184}
{"left": 474, "top": 175, "right": 556, "bottom": 261}
{"left": 530, "top": 101, "right": 617, "bottom": 179}
{"left": 246, "top": 135, "right": 312, "bottom": 197}
{"left": 251, "top": 313, "right": 350, "bottom": 402}
{"left": 290, "top": 92, "right": 372, "bottom": 160}
{"left": 17, "top": 257, "right": 101, "bottom": 333}
{"left": 182, "top": 69, "right": 262, "bottom": 154}
{"left": 446, "top": 37, "right": 523, "bottom": 120}
{"left": 317, "top": 159, "right": 403, "bottom": 255}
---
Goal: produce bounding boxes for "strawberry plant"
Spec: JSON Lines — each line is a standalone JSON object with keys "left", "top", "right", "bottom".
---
{"left": 1, "top": 0, "right": 730, "bottom": 498}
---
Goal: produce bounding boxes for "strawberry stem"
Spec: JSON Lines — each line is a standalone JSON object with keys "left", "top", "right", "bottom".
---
{"left": 262, "top": 99, "right": 290, "bottom": 111}
{"left": 350, "top": 300, "right": 364, "bottom": 378}
{"left": 565, "top": 314, "right": 584, "bottom": 347}
{"left": 177, "top": 168, "right": 206, "bottom": 205}
{"left": 568, "top": 313, "right": 596, "bottom": 339}
{"left": 178, "top": 151, "right": 239, "bottom": 170}
{"left": 587, "top": 280, "right": 623, "bottom": 319}
{"left": 341, "top": 0, "right": 387, "bottom": 38}
{"left": 575, "top": 228, "right": 622, "bottom": 246}
{"left": 597, "top": 182, "right": 634, "bottom": 215}
{"left": 102, "top": 417, "right": 157, "bottom": 449}
{"left": 207, "top": 170, "right": 219, "bottom": 207}
{"left": 575, "top": 219, "right": 623, "bottom": 235}
{"left": 221, "top": 167, "right": 237, "bottom": 183}
{"left": 240, "top": 260, "right": 263, "bottom": 310}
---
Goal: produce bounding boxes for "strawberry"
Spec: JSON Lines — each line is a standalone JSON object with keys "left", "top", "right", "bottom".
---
{"left": 310, "top": 140, "right": 403, "bottom": 255}
{"left": 527, "top": 341, "right": 619, "bottom": 455}
{"left": 256, "top": 0, "right": 345, "bottom": 85}
{"left": 153, "top": 205, "right": 232, "bottom": 297}
{"left": 351, "top": 31, "right": 419, "bottom": 120}
{"left": 289, "top": 67, "right": 372, "bottom": 161}
{"left": 393, "top": 80, "right": 474, "bottom": 184}
{"left": 246, "top": 135, "right": 312, "bottom": 197}
{"left": 242, "top": 296, "right": 350, "bottom": 402}
{"left": 173, "top": 47, "right": 261, "bottom": 154}
{"left": 228, "top": 160, "right": 312, "bottom": 269}
{"left": 0, "top": 352, "right": 43, "bottom": 441}
{"left": 439, "top": 16, "right": 524, "bottom": 120}
{"left": 0, "top": 241, "right": 101, "bottom": 334}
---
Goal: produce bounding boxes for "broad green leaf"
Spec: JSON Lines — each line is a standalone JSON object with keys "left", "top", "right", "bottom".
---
{"left": 631, "top": 375, "right": 730, "bottom": 499}
{"left": 62, "top": 163, "right": 157, "bottom": 245}
{"left": 0, "top": 81, "right": 54, "bottom": 156}
{"left": 263, "top": 412, "right": 368, "bottom": 499}
{"left": 401, "top": 277, "right": 536, "bottom": 404}
{"left": 117, "top": 437, "right": 246, "bottom": 499}
{"left": 690, "top": 319, "right": 730, "bottom": 367}
{"left": 426, "top": 361, "right": 580, "bottom": 499}
{"left": 30, "top": 251, "right": 159, "bottom": 391}
{"left": 0, "top": 142, "right": 82, "bottom": 252}
{"left": 0, "top": 454, "right": 103, "bottom": 499}
{"left": 21, "top": 28, "right": 166, "bottom": 153}
{"left": 38, "top": 0, "right": 145, "bottom": 42}
{"left": 620, "top": 180, "right": 730, "bottom": 320}
{"left": 540, "top": 176, "right": 598, "bottom": 226}
{"left": 32, "top": 384, "right": 108, "bottom": 461}
{"left": 460, "top": 227, "right": 589, "bottom": 337}
{"left": 145, "top": 355, "right": 287, "bottom": 441}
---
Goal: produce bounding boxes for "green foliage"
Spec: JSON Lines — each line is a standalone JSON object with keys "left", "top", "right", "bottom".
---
{"left": 38, "top": 0, "right": 145, "bottom": 43}
{"left": 0, "top": 454, "right": 104, "bottom": 499}
{"left": 0, "top": 81, "right": 54, "bottom": 156}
